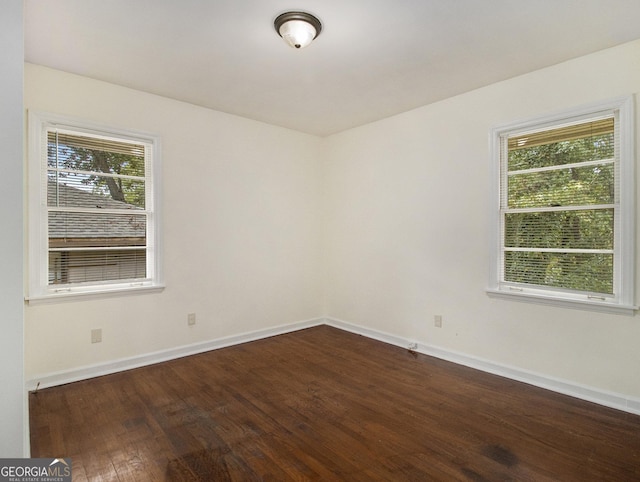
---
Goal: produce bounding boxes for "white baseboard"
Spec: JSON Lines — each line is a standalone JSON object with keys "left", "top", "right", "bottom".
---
{"left": 26, "top": 317, "right": 324, "bottom": 391}
{"left": 26, "top": 315, "right": 640, "bottom": 417}
{"left": 325, "top": 317, "right": 640, "bottom": 416}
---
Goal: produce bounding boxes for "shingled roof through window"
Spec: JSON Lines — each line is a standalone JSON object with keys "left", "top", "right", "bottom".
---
{"left": 48, "top": 181, "right": 145, "bottom": 241}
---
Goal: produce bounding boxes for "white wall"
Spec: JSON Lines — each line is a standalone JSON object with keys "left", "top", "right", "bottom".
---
{"left": 24, "top": 64, "right": 323, "bottom": 379}
{"left": 24, "top": 40, "right": 640, "bottom": 406}
{"left": 0, "top": 0, "right": 25, "bottom": 457}
{"left": 324, "top": 39, "right": 640, "bottom": 398}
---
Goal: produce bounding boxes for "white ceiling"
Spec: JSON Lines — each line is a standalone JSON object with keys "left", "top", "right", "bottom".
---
{"left": 24, "top": 0, "right": 640, "bottom": 137}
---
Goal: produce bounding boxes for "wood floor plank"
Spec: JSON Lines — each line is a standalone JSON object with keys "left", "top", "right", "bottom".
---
{"left": 30, "top": 325, "right": 640, "bottom": 481}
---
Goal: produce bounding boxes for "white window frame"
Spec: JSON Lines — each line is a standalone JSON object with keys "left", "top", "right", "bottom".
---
{"left": 27, "top": 111, "right": 164, "bottom": 303}
{"left": 487, "top": 96, "right": 636, "bottom": 315}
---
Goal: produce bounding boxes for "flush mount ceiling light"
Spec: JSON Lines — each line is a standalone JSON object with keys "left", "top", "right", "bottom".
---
{"left": 274, "top": 11, "right": 322, "bottom": 49}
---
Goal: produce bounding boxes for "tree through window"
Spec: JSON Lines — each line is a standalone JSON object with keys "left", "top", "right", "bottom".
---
{"left": 489, "top": 97, "right": 636, "bottom": 313}
{"left": 504, "top": 118, "right": 615, "bottom": 294}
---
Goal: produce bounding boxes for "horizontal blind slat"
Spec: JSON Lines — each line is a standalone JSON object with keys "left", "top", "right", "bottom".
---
{"left": 507, "top": 117, "right": 614, "bottom": 150}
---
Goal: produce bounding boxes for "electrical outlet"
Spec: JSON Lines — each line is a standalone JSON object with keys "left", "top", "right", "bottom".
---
{"left": 434, "top": 315, "right": 442, "bottom": 328}
{"left": 91, "top": 328, "right": 102, "bottom": 343}
{"left": 187, "top": 313, "right": 196, "bottom": 326}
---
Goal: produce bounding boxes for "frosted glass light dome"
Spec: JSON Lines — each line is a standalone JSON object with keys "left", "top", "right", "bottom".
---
{"left": 274, "top": 12, "right": 322, "bottom": 49}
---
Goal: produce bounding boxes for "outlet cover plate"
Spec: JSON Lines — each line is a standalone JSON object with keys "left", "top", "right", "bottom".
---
{"left": 91, "top": 328, "right": 102, "bottom": 343}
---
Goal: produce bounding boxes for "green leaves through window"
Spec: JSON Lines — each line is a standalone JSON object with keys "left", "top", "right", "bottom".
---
{"left": 502, "top": 117, "right": 616, "bottom": 294}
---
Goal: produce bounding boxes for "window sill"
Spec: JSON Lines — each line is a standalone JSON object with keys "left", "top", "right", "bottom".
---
{"left": 26, "top": 284, "right": 165, "bottom": 305}
{"left": 486, "top": 288, "right": 638, "bottom": 316}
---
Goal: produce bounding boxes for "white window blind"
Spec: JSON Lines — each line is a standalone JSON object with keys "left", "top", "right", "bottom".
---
{"left": 501, "top": 116, "right": 616, "bottom": 295}
{"left": 28, "top": 112, "right": 163, "bottom": 301}
{"left": 488, "top": 97, "right": 636, "bottom": 314}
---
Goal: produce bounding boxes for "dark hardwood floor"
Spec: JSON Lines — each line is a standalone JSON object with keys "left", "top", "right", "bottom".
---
{"left": 30, "top": 325, "right": 640, "bottom": 481}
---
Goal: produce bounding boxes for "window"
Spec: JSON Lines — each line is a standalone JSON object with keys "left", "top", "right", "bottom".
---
{"left": 28, "top": 112, "right": 163, "bottom": 301}
{"left": 488, "top": 96, "right": 636, "bottom": 314}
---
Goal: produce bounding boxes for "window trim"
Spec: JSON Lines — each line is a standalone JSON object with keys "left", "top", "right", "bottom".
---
{"left": 27, "top": 111, "right": 164, "bottom": 303}
{"left": 487, "top": 96, "right": 636, "bottom": 315}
